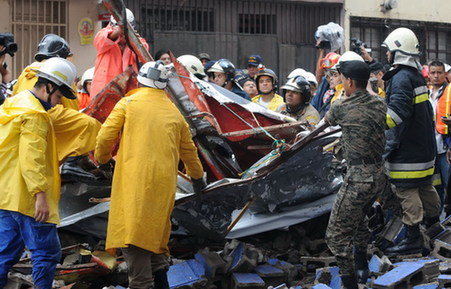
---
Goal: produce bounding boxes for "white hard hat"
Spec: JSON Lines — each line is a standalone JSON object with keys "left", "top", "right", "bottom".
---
{"left": 36, "top": 57, "right": 77, "bottom": 99}
{"left": 445, "top": 63, "right": 451, "bottom": 73}
{"left": 382, "top": 27, "right": 420, "bottom": 55}
{"left": 304, "top": 72, "right": 318, "bottom": 88}
{"left": 339, "top": 51, "right": 364, "bottom": 63}
{"left": 137, "top": 61, "right": 169, "bottom": 89}
{"left": 287, "top": 68, "right": 307, "bottom": 79}
{"left": 177, "top": 54, "right": 206, "bottom": 78}
{"left": 110, "top": 8, "right": 136, "bottom": 29}
{"left": 81, "top": 67, "right": 94, "bottom": 86}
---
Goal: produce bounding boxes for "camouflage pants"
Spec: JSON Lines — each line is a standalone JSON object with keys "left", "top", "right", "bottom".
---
{"left": 325, "top": 164, "right": 386, "bottom": 276}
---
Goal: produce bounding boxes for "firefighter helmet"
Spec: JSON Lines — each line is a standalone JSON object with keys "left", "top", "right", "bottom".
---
{"left": 382, "top": 27, "right": 420, "bottom": 56}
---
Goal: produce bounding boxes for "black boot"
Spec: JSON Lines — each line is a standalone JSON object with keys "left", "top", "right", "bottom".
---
{"left": 384, "top": 224, "right": 422, "bottom": 256}
{"left": 154, "top": 269, "right": 169, "bottom": 289}
{"left": 354, "top": 250, "right": 369, "bottom": 284}
{"left": 341, "top": 274, "right": 359, "bottom": 289}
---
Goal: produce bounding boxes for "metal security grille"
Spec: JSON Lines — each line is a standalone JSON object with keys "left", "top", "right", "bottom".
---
{"left": 11, "top": 0, "right": 68, "bottom": 77}
{"left": 124, "top": 0, "right": 342, "bottom": 75}
{"left": 350, "top": 17, "right": 451, "bottom": 65}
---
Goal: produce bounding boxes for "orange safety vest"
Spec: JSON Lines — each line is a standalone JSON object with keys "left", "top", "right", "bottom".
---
{"left": 436, "top": 83, "right": 451, "bottom": 134}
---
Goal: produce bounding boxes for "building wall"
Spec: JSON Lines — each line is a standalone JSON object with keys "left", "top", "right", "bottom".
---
{"left": 343, "top": 0, "right": 451, "bottom": 50}
{"left": 67, "top": 0, "right": 100, "bottom": 75}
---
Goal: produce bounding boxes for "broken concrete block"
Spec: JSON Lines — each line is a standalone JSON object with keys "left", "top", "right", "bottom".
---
{"left": 167, "top": 259, "right": 208, "bottom": 289}
{"left": 232, "top": 272, "right": 265, "bottom": 289}
{"left": 425, "top": 222, "right": 445, "bottom": 239}
{"left": 254, "top": 264, "right": 285, "bottom": 287}
{"left": 435, "top": 228, "right": 451, "bottom": 243}
{"left": 315, "top": 266, "right": 341, "bottom": 289}
{"left": 194, "top": 249, "right": 226, "bottom": 278}
{"left": 311, "top": 284, "right": 332, "bottom": 289}
{"left": 228, "top": 242, "right": 257, "bottom": 273}
{"left": 432, "top": 239, "right": 451, "bottom": 262}
{"left": 267, "top": 258, "right": 298, "bottom": 282}
{"left": 373, "top": 262, "right": 426, "bottom": 289}
{"left": 438, "top": 274, "right": 451, "bottom": 288}
{"left": 379, "top": 216, "right": 404, "bottom": 242}
{"left": 412, "top": 282, "right": 438, "bottom": 289}
{"left": 299, "top": 256, "right": 336, "bottom": 273}
{"left": 394, "top": 259, "right": 439, "bottom": 282}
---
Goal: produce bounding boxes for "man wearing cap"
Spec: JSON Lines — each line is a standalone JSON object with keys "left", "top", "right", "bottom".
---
{"left": 325, "top": 52, "right": 386, "bottom": 289}
{"left": 246, "top": 54, "right": 263, "bottom": 79}
{"left": 0, "top": 57, "right": 100, "bottom": 288}
{"left": 198, "top": 52, "right": 211, "bottom": 66}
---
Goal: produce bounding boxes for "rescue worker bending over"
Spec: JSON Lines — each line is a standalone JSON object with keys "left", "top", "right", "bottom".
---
{"left": 207, "top": 58, "right": 250, "bottom": 100}
{"left": 325, "top": 51, "right": 387, "bottom": 289}
{"left": 382, "top": 28, "right": 441, "bottom": 256}
{"left": 252, "top": 67, "right": 284, "bottom": 111}
{"left": 0, "top": 58, "right": 100, "bottom": 289}
{"left": 95, "top": 61, "right": 205, "bottom": 289}
{"left": 276, "top": 75, "right": 320, "bottom": 125}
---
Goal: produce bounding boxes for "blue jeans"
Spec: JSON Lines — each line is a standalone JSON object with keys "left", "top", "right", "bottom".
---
{"left": 0, "top": 210, "right": 61, "bottom": 289}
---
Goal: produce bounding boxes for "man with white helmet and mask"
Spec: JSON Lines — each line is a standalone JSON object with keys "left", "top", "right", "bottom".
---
{"left": 324, "top": 51, "right": 386, "bottom": 289}
{"left": 276, "top": 75, "right": 320, "bottom": 125}
{"left": 91, "top": 8, "right": 149, "bottom": 99}
{"left": 95, "top": 61, "right": 205, "bottom": 289}
{"left": 382, "top": 28, "right": 440, "bottom": 256}
{"left": 0, "top": 57, "right": 100, "bottom": 288}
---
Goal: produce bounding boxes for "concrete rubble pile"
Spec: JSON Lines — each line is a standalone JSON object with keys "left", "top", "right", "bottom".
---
{"left": 6, "top": 214, "right": 451, "bottom": 289}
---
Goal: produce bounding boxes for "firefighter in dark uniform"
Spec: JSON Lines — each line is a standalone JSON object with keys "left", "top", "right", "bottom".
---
{"left": 382, "top": 27, "right": 441, "bottom": 256}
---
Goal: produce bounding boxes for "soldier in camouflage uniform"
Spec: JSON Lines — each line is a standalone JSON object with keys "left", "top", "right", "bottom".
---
{"left": 324, "top": 52, "right": 387, "bottom": 289}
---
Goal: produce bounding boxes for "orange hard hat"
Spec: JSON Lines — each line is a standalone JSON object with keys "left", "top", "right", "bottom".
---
{"left": 321, "top": 52, "right": 341, "bottom": 69}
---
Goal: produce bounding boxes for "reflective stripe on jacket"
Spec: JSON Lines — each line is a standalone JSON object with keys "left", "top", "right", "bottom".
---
{"left": 383, "top": 65, "right": 437, "bottom": 187}
{"left": 436, "top": 83, "right": 451, "bottom": 135}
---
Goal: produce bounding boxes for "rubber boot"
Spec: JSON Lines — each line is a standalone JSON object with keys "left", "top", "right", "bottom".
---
{"left": 341, "top": 274, "right": 359, "bottom": 289}
{"left": 384, "top": 224, "right": 422, "bottom": 256}
{"left": 154, "top": 269, "right": 169, "bottom": 289}
{"left": 354, "top": 250, "right": 369, "bottom": 284}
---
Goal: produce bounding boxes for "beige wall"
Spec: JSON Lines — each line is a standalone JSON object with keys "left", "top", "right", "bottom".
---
{"left": 343, "top": 0, "right": 451, "bottom": 49}
{"left": 68, "top": 0, "right": 102, "bottom": 76}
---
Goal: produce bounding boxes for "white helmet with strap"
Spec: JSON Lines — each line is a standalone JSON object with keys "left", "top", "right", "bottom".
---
{"left": 382, "top": 27, "right": 420, "bottom": 56}
{"left": 36, "top": 57, "right": 77, "bottom": 99}
{"left": 137, "top": 61, "right": 169, "bottom": 89}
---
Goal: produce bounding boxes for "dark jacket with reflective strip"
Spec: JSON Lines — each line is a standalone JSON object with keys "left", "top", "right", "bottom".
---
{"left": 383, "top": 65, "right": 436, "bottom": 188}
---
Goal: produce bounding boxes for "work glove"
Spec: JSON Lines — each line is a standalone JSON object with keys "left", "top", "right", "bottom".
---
{"left": 98, "top": 159, "right": 115, "bottom": 180}
{"left": 191, "top": 177, "right": 206, "bottom": 199}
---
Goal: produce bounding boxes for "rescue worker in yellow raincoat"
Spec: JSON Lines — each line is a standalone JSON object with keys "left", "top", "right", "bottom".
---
{"left": 95, "top": 61, "right": 205, "bottom": 289}
{"left": 0, "top": 58, "right": 100, "bottom": 289}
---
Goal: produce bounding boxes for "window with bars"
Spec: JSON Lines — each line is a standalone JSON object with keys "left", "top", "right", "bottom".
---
{"left": 350, "top": 17, "right": 451, "bottom": 65}
{"left": 141, "top": 7, "right": 214, "bottom": 32}
{"left": 11, "top": 0, "right": 67, "bottom": 77}
{"left": 239, "top": 13, "right": 276, "bottom": 35}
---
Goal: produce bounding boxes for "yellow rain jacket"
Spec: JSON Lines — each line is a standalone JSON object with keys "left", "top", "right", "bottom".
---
{"left": 12, "top": 61, "right": 80, "bottom": 111}
{"left": 48, "top": 105, "right": 101, "bottom": 163}
{"left": 252, "top": 93, "right": 285, "bottom": 111}
{"left": 95, "top": 87, "right": 204, "bottom": 254}
{"left": 0, "top": 91, "right": 100, "bottom": 224}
